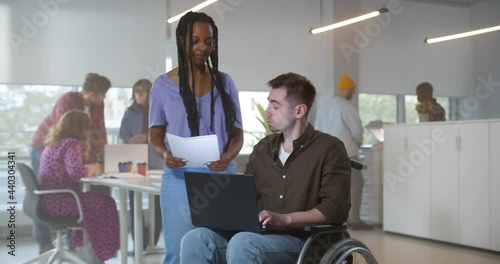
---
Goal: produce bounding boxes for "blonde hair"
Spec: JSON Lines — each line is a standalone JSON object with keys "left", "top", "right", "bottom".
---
{"left": 44, "top": 110, "right": 91, "bottom": 161}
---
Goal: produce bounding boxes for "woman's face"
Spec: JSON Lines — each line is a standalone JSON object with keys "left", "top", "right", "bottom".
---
{"left": 185, "top": 22, "right": 214, "bottom": 66}
{"left": 134, "top": 85, "right": 149, "bottom": 106}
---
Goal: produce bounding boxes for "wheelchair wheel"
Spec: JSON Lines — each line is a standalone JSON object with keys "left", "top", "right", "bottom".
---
{"left": 319, "top": 238, "right": 378, "bottom": 264}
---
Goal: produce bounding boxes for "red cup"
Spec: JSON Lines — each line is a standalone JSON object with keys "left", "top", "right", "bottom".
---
{"left": 137, "top": 162, "right": 147, "bottom": 176}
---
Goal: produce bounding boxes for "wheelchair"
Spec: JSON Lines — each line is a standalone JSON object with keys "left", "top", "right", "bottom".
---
{"left": 296, "top": 224, "right": 377, "bottom": 264}
{"left": 295, "top": 159, "right": 378, "bottom": 264}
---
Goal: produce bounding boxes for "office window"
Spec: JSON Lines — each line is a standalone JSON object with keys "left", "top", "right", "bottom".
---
{"left": 239, "top": 91, "right": 269, "bottom": 154}
{"left": 405, "top": 95, "right": 450, "bottom": 124}
{"left": 359, "top": 93, "right": 397, "bottom": 144}
{"left": 103, "top": 87, "right": 133, "bottom": 144}
{"left": 0, "top": 84, "right": 74, "bottom": 212}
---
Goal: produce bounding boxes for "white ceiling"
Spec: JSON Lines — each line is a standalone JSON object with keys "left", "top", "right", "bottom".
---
{"left": 400, "top": 0, "right": 487, "bottom": 6}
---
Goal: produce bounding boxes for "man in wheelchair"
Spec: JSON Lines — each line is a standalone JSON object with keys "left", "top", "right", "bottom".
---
{"left": 180, "top": 72, "right": 352, "bottom": 263}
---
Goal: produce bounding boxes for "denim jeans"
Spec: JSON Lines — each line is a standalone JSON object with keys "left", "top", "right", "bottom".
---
{"left": 180, "top": 227, "right": 305, "bottom": 264}
{"left": 160, "top": 163, "right": 236, "bottom": 264}
{"left": 31, "top": 146, "right": 54, "bottom": 249}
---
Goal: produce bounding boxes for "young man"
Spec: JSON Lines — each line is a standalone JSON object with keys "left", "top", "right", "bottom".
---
{"left": 314, "top": 74, "right": 368, "bottom": 229}
{"left": 180, "top": 72, "right": 351, "bottom": 263}
{"left": 30, "top": 72, "right": 111, "bottom": 253}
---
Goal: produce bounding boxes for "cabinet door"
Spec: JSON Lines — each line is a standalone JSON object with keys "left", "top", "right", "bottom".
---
{"left": 406, "top": 125, "right": 431, "bottom": 238}
{"left": 383, "top": 126, "right": 407, "bottom": 233}
{"left": 430, "top": 123, "right": 459, "bottom": 243}
{"left": 459, "top": 122, "right": 490, "bottom": 248}
{"left": 489, "top": 121, "right": 500, "bottom": 251}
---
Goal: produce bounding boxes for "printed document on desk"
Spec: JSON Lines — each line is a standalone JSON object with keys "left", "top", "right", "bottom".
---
{"left": 98, "top": 172, "right": 144, "bottom": 179}
{"left": 167, "top": 133, "right": 219, "bottom": 168}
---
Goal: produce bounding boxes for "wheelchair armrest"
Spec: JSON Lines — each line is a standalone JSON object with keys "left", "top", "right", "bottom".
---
{"left": 34, "top": 189, "right": 84, "bottom": 224}
{"left": 303, "top": 224, "right": 347, "bottom": 233}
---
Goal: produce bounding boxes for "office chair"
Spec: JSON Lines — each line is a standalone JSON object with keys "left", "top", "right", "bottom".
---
{"left": 18, "top": 162, "right": 87, "bottom": 264}
{"left": 295, "top": 159, "right": 378, "bottom": 264}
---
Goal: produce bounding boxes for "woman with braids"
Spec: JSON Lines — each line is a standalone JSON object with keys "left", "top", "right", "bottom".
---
{"left": 149, "top": 11, "right": 243, "bottom": 264}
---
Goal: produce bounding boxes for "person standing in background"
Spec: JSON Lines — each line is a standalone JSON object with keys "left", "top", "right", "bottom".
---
{"left": 30, "top": 72, "right": 111, "bottom": 254}
{"left": 416, "top": 82, "right": 446, "bottom": 122}
{"left": 148, "top": 11, "right": 243, "bottom": 264}
{"left": 119, "top": 78, "right": 163, "bottom": 249}
{"left": 314, "top": 74, "right": 369, "bottom": 229}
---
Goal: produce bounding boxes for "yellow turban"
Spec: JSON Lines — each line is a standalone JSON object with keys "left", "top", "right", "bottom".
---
{"left": 338, "top": 74, "right": 356, "bottom": 90}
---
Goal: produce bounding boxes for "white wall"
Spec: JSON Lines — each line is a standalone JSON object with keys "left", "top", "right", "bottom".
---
{"left": 462, "top": 0, "right": 500, "bottom": 120}
{"left": 358, "top": 0, "right": 474, "bottom": 97}
{"left": 0, "top": 0, "right": 166, "bottom": 87}
{"left": 167, "top": 0, "right": 328, "bottom": 93}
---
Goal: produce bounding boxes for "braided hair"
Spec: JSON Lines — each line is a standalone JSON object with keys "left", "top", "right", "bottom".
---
{"left": 176, "top": 11, "right": 237, "bottom": 138}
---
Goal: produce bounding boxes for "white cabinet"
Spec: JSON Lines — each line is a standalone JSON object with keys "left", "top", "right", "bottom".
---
{"left": 458, "top": 122, "right": 490, "bottom": 249}
{"left": 430, "top": 123, "right": 459, "bottom": 243}
{"left": 405, "top": 126, "right": 431, "bottom": 238}
{"left": 489, "top": 121, "right": 500, "bottom": 251}
{"left": 383, "top": 125, "right": 431, "bottom": 238}
{"left": 384, "top": 120, "right": 499, "bottom": 251}
{"left": 383, "top": 126, "right": 408, "bottom": 234}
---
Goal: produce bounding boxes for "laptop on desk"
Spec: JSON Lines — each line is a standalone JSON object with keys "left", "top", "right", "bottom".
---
{"left": 184, "top": 172, "right": 284, "bottom": 233}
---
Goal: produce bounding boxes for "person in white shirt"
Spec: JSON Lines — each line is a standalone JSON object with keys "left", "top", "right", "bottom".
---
{"left": 315, "top": 74, "right": 369, "bottom": 229}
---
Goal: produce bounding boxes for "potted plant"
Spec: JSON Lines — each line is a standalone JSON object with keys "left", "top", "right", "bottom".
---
{"left": 415, "top": 101, "right": 433, "bottom": 122}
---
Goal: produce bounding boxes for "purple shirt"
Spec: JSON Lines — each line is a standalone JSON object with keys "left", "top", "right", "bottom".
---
{"left": 149, "top": 73, "right": 242, "bottom": 155}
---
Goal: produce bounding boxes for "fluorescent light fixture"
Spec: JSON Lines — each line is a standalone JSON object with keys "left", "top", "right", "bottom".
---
{"left": 425, "top": 24, "right": 500, "bottom": 44}
{"left": 311, "top": 8, "right": 388, "bottom": 34}
{"left": 167, "top": 0, "right": 218, "bottom": 24}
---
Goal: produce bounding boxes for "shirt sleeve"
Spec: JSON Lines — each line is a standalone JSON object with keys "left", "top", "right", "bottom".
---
{"left": 149, "top": 76, "right": 167, "bottom": 128}
{"left": 119, "top": 109, "right": 133, "bottom": 144}
{"left": 63, "top": 140, "right": 88, "bottom": 181}
{"left": 224, "top": 73, "right": 243, "bottom": 130}
{"left": 342, "top": 104, "right": 364, "bottom": 145}
{"left": 314, "top": 140, "right": 352, "bottom": 224}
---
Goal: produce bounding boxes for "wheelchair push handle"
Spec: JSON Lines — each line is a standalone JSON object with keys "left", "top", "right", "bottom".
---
{"left": 350, "top": 159, "right": 364, "bottom": 170}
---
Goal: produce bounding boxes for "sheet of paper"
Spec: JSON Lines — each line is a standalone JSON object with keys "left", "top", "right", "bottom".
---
{"left": 167, "top": 133, "right": 219, "bottom": 168}
{"left": 98, "top": 172, "right": 144, "bottom": 179}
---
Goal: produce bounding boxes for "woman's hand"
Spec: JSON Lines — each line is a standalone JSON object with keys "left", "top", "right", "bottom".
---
{"left": 207, "top": 153, "right": 231, "bottom": 171}
{"left": 163, "top": 151, "right": 187, "bottom": 168}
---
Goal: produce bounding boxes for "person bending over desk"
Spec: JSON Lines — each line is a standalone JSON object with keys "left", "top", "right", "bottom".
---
{"left": 180, "top": 72, "right": 351, "bottom": 263}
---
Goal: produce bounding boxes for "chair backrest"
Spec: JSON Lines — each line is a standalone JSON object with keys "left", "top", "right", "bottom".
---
{"left": 18, "top": 163, "right": 42, "bottom": 221}
{"left": 18, "top": 162, "right": 78, "bottom": 228}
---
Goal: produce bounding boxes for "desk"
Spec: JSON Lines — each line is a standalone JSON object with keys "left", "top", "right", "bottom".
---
{"left": 81, "top": 175, "right": 162, "bottom": 264}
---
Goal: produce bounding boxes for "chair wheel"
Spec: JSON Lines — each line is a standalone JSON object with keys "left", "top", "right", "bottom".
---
{"left": 319, "top": 238, "right": 378, "bottom": 264}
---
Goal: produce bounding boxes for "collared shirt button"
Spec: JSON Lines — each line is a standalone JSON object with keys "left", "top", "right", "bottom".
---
{"left": 300, "top": 145, "right": 304, "bottom": 148}
{"left": 279, "top": 195, "right": 284, "bottom": 199}
{"left": 282, "top": 175, "right": 286, "bottom": 179}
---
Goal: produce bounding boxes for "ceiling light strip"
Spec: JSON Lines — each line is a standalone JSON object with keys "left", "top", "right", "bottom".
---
{"left": 311, "top": 8, "right": 387, "bottom": 34}
{"left": 167, "top": 0, "right": 218, "bottom": 24}
{"left": 425, "top": 24, "right": 500, "bottom": 44}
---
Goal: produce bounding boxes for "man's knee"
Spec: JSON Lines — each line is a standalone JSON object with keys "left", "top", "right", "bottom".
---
{"left": 226, "top": 232, "right": 259, "bottom": 257}
{"left": 181, "top": 228, "right": 213, "bottom": 250}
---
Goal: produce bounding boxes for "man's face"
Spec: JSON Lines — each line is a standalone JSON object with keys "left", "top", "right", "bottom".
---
{"left": 264, "top": 87, "right": 297, "bottom": 133}
{"left": 90, "top": 92, "right": 106, "bottom": 105}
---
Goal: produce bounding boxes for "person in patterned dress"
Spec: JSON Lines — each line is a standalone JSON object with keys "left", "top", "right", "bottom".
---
{"left": 38, "top": 110, "right": 119, "bottom": 263}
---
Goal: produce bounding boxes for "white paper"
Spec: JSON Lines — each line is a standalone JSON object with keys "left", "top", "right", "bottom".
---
{"left": 167, "top": 133, "right": 220, "bottom": 168}
{"left": 98, "top": 172, "right": 144, "bottom": 179}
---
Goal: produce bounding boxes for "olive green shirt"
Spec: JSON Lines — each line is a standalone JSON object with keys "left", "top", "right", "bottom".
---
{"left": 245, "top": 124, "right": 351, "bottom": 226}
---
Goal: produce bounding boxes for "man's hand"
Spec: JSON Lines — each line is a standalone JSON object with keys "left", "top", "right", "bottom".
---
{"left": 207, "top": 153, "right": 231, "bottom": 171}
{"left": 163, "top": 151, "right": 187, "bottom": 168}
{"left": 259, "top": 210, "right": 291, "bottom": 228}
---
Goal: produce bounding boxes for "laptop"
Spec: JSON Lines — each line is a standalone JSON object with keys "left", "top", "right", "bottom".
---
{"left": 184, "top": 172, "right": 279, "bottom": 233}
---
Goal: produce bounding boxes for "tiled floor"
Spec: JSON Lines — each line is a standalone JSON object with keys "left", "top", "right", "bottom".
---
{"left": 2, "top": 228, "right": 499, "bottom": 263}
